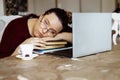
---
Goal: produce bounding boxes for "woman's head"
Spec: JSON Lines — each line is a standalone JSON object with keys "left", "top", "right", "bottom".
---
{"left": 33, "top": 8, "right": 72, "bottom": 38}
{"left": 43, "top": 8, "right": 72, "bottom": 32}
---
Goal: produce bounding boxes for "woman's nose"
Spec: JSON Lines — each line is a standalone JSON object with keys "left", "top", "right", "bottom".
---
{"left": 42, "top": 28, "right": 48, "bottom": 34}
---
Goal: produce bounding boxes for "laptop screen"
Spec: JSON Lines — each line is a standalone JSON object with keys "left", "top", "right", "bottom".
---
{"left": 72, "top": 13, "right": 112, "bottom": 57}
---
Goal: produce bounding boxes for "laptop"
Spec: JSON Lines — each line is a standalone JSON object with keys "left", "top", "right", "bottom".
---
{"left": 72, "top": 13, "right": 112, "bottom": 57}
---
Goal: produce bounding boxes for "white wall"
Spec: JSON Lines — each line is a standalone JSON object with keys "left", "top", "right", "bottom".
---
{"left": 28, "top": 0, "right": 35, "bottom": 14}
{"left": 57, "top": 0, "right": 80, "bottom": 12}
{"left": 81, "top": 0, "right": 101, "bottom": 12}
{"left": 28, "top": 0, "right": 55, "bottom": 15}
{"left": 0, "top": 0, "right": 117, "bottom": 16}
{"left": 28, "top": 0, "right": 116, "bottom": 14}
{"left": 80, "top": 0, "right": 116, "bottom": 12}
{"left": 102, "top": 0, "right": 116, "bottom": 12}
{"left": 0, "top": 0, "right": 4, "bottom": 15}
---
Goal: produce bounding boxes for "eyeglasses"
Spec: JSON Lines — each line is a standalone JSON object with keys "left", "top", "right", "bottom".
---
{"left": 40, "top": 19, "right": 57, "bottom": 37}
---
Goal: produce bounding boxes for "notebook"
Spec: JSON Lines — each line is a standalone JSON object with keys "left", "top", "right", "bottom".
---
{"left": 72, "top": 13, "right": 112, "bottom": 57}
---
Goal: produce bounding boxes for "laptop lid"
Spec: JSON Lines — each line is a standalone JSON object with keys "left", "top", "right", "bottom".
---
{"left": 72, "top": 13, "right": 112, "bottom": 57}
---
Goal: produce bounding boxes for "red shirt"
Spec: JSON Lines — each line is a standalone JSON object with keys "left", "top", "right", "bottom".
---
{"left": 0, "top": 14, "right": 38, "bottom": 58}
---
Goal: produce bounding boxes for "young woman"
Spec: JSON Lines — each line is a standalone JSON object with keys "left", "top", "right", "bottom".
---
{"left": 0, "top": 8, "right": 72, "bottom": 58}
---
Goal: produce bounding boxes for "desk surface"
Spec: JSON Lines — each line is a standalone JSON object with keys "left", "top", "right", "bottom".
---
{"left": 0, "top": 44, "right": 120, "bottom": 80}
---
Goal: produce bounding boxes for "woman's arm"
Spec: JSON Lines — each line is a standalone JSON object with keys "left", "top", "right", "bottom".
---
{"left": 40, "top": 32, "right": 73, "bottom": 43}
{"left": 54, "top": 32, "right": 72, "bottom": 43}
{"left": 11, "top": 37, "right": 47, "bottom": 56}
{"left": 12, "top": 32, "right": 72, "bottom": 56}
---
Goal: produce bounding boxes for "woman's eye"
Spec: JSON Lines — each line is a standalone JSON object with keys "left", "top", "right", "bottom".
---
{"left": 49, "top": 30, "right": 56, "bottom": 35}
{"left": 44, "top": 20, "right": 48, "bottom": 25}
{"left": 51, "top": 31, "right": 55, "bottom": 34}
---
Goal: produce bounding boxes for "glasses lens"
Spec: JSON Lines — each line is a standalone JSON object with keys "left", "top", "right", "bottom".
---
{"left": 47, "top": 29, "right": 57, "bottom": 36}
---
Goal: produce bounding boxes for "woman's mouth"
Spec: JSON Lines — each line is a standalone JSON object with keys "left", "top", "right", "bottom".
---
{"left": 38, "top": 32, "right": 43, "bottom": 38}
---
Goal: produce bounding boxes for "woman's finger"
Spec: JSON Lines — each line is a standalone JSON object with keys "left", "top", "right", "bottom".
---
{"left": 34, "top": 42, "right": 46, "bottom": 47}
{"left": 30, "top": 38, "right": 46, "bottom": 44}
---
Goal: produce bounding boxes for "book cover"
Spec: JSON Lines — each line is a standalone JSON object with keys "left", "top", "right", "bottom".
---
{"left": 33, "top": 46, "right": 72, "bottom": 55}
{"left": 46, "top": 39, "right": 67, "bottom": 45}
{"left": 40, "top": 44, "right": 66, "bottom": 50}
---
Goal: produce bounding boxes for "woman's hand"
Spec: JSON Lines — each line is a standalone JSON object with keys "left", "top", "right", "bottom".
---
{"left": 20, "top": 32, "right": 72, "bottom": 49}
{"left": 42, "top": 32, "right": 72, "bottom": 43}
{"left": 19, "top": 37, "right": 62, "bottom": 50}
{"left": 12, "top": 37, "right": 47, "bottom": 56}
{"left": 21, "top": 37, "right": 47, "bottom": 50}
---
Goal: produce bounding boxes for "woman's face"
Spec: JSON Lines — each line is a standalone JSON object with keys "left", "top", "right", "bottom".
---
{"left": 33, "top": 13, "right": 63, "bottom": 38}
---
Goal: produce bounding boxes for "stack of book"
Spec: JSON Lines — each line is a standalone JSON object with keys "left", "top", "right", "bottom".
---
{"left": 43, "top": 39, "right": 67, "bottom": 50}
{"left": 33, "top": 39, "right": 72, "bottom": 55}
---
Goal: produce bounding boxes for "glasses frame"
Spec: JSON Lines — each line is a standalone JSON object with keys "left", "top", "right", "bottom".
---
{"left": 40, "top": 17, "right": 57, "bottom": 37}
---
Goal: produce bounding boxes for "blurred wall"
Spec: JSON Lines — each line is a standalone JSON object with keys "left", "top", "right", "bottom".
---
{"left": 0, "top": 0, "right": 4, "bottom": 16}
{"left": 0, "top": 0, "right": 117, "bottom": 16}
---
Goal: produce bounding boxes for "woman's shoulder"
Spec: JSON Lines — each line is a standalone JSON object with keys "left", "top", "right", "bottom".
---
{"left": 9, "top": 14, "right": 38, "bottom": 25}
